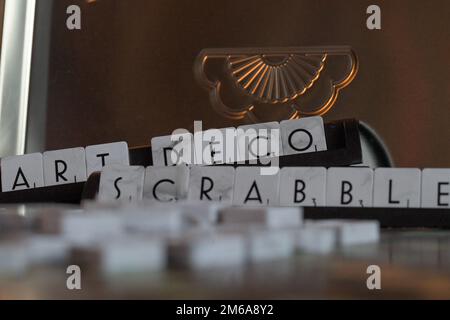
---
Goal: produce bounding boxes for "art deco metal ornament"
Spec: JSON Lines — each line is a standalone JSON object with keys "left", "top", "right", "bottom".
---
{"left": 194, "top": 47, "right": 358, "bottom": 122}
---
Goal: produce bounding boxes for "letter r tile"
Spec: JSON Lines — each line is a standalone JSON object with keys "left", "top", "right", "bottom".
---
{"left": 43, "top": 147, "right": 86, "bottom": 186}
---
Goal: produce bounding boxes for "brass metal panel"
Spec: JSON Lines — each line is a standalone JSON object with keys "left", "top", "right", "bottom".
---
{"left": 42, "top": 0, "right": 449, "bottom": 167}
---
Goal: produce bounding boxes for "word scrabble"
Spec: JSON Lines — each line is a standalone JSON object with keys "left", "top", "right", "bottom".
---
{"left": 96, "top": 165, "right": 448, "bottom": 210}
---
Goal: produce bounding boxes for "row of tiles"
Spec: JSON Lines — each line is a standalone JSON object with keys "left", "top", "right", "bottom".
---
{"left": 151, "top": 116, "right": 327, "bottom": 166}
{"left": 97, "top": 165, "right": 450, "bottom": 209}
{"left": 0, "top": 117, "right": 327, "bottom": 192}
{"left": 0, "top": 204, "right": 378, "bottom": 276}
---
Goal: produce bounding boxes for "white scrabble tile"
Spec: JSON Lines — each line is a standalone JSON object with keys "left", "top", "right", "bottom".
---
{"left": 71, "top": 236, "right": 166, "bottom": 275}
{"left": 81, "top": 200, "right": 125, "bottom": 212}
{"left": 178, "top": 202, "right": 224, "bottom": 227}
{"left": 246, "top": 228, "right": 296, "bottom": 262}
{"left": 43, "top": 147, "right": 87, "bottom": 186}
{"left": 187, "top": 166, "right": 235, "bottom": 203}
{"left": 121, "top": 204, "right": 184, "bottom": 234}
{"left": 421, "top": 169, "right": 450, "bottom": 208}
{"left": 280, "top": 116, "right": 327, "bottom": 155}
{"left": 233, "top": 167, "right": 280, "bottom": 206}
{"left": 26, "top": 235, "right": 70, "bottom": 265}
{"left": 168, "top": 233, "right": 246, "bottom": 269}
{"left": 213, "top": 224, "right": 296, "bottom": 262}
{"left": 1, "top": 153, "right": 44, "bottom": 192}
{"left": 0, "top": 241, "right": 28, "bottom": 276}
{"left": 326, "top": 167, "right": 374, "bottom": 207}
{"left": 143, "top": 165, "right": 190, "bottom": 202}
{"left": 279, "top": 167, "right": 326, "bottom": 207}
{"left": 34, "top": 208, "right": 82, "bottom": 235}
{"left": 219, "top": 207, "right": 303, "bottom": 228}
{"left": 61, "top": 211, "right": 124, "bottom": 244}
{"left": 85, "top": 141, "right": 129, "bottom": 176}
{"left": 98, "top": 165, "right": 145, "bottom": 203}
{"left": 373, "top": 168, "right": 421, "bottom": 208}
{"left": 306, "top": 220, "right": 380, "bottom": 246}
{"left": 194, "top": 128, "right": 236, "bottom": 165}
{"left": 295, "top": 226, "right": 337, "bottom": 254}
{"left": 236, "top": 122, "right": 282, "bottom": 162}
{"left": 151, "top": 131, "right": 195, "bottom": 166}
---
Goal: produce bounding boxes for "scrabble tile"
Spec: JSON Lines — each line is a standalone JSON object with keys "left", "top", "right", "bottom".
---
{"left": 121, "top": 205, "right": 184, "bottom": 234}
{"left": 421, "top": 169, "right": 450, "bottom": 208}
{"left": 34, "top": 208, "right": 83, "bottom": 235}
{"left": 279, "top": 167, "right": 326, "bottom": 207}
{"left": 295, "top": 226, "right": 337, "bottom": 254}
{"left": 280, "top": 116, "right": 327, "bottom": 155}
{"left": 43, "top": 147, "right": 87, "bottom": 186}
{"left": 26, "top": 235, "right": 69, "bottom": 265}
{"left": 71, "top": 236, "right": 166, "bottom": 275}
{"left": 168, "top": 233, "right": 246, "bottom": 269}
{"left": 373, "top": 168, "right": 421, "bottom": 208}
{"left": 179, "top": 202, "right": 223, "bottom": 227}
{"left": 98, "top": 165, "right": 145, "bottom": 203}
{"left": 326, "top": 167, "right": 374, "bottom": 207}
{"left": 233, "top": 167, "right": 280, "bottom": 206}
{"left": 194, "top": 127, "right": 236, "bottom": 165}
{"left": 214, "top": 224, "right": 296, "bottom": 262}
{"left": 187, "top": 166, "right": 235, "bottom": 203}
{"left": 143, "top": 165, "right": 190, "bottom": 202}
{"left": 236, "top": 122, "right": 282, "bottom": 162}
{"left": 61, "top": 211, "right": 124, "bottom": 244}
{"left": 85, "top": 141, "right": 129, "bottom": 176}
{"left": 219, "top": 207, "right": 303, "bottom": 228}
{"left": 306, "top": 219, "right": 380, "bottom": 246}
{"left": 151, "top": 131, "right": 195, "bottom": 166}
{"left": 81, "top": 200, "right": 123, "bottom": 211}
{"left": 1, "top": 153, "right": 44, "bottom": 192}
{"left": 246, "top": 228, "right": 296, "bottom": 262}
{"left": 0, "top": 241, "right": 28, "bottom": 276}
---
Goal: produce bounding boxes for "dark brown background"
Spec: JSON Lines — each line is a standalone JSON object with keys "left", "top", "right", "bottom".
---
{"left": 41, "top": 0, "right": 449, "bottom": 167}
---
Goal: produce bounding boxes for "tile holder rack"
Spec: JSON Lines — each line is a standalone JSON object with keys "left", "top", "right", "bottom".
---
{"left": 0, "top": 117, "right": 448, "bottom": 228}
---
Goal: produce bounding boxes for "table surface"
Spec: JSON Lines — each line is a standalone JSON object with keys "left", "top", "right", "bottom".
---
{"left": 2, "top": 229, "right": 450, "bottom": 299}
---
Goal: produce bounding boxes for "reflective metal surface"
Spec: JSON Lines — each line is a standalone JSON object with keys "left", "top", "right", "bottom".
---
{"left": 194, "top": 47, "right": 358, "bottom": 122}
{"left": 37, "top": 0, "right": 449, "bottom": 168}
{"left": 0, "top": 0, "right": 36, "bottom": 156}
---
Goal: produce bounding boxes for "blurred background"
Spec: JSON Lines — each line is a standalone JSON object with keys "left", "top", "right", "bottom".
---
{"left": 2, "top": 0, "right": 450, "bottom": 167}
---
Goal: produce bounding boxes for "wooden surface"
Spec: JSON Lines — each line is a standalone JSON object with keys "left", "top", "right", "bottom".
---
{"left": 2, "top": 230, "right": 450, "bottom": 299}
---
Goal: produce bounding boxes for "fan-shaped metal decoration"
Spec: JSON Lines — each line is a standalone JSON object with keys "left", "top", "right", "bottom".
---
{"left": 228, "top": 54, "right": 326, "bottom": 104}
{"left": 194, "top": 47, "right": 358, "bottom": 122}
